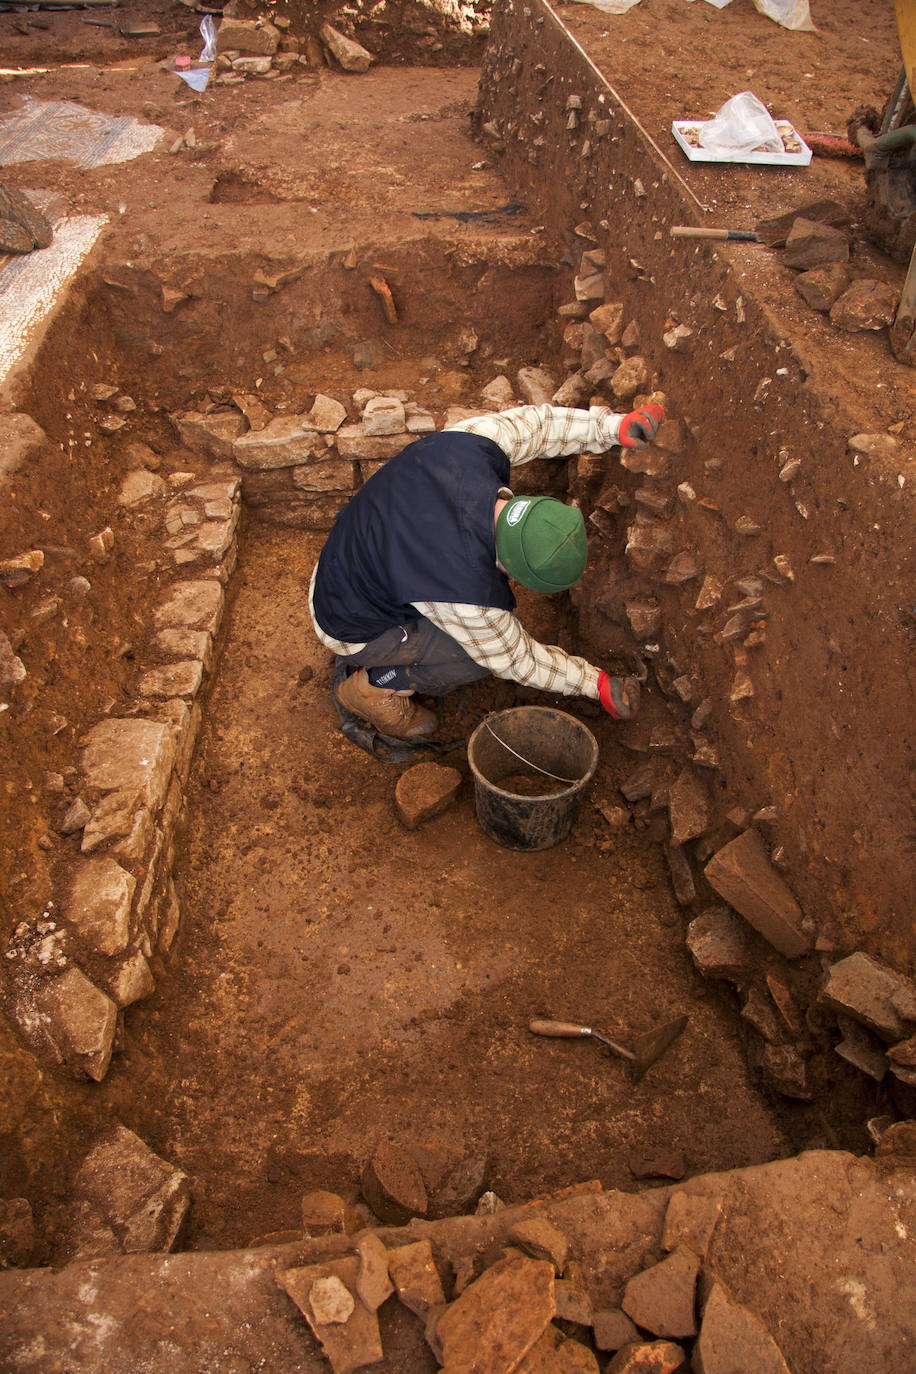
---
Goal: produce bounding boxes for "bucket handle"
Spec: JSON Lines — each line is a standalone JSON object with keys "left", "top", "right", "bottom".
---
{"left": 483, "top": 719, "right": 580, "bottom": 785}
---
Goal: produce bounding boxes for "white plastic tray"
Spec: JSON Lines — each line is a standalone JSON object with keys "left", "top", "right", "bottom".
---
{"left": 672, "top": 119, "right": 812, "bottom": 166}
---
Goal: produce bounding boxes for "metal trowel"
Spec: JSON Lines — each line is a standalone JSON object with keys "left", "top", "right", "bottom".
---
{"left": 529, "top": 1014, "right": 688, "bottom": 1083}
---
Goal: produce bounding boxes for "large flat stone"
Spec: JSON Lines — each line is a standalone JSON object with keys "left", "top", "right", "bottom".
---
{"left": 153, "top": 580, "right": 224, "bottom": 633}
{"left": 34, "top": 965, "right": 118, "bottom": 1081}
{"left": 703, "top": 829, "right": 810, "bottom": 958}
{"left": 436, "top": 1256, "right": 556, "bottom": 1373}
{"left": 67, "top": 1125, "right": 190, "bottom": 1260}
{"left": 234, "top": 416, "right": 323, "bottom": 470}
{"left": 621, "top": 1246, "right": 699, "bottom": 1340}
{"left": 820, "top": 951, "right": 916, "bottom": 1041}
{"left": 693, "top": 1278, "right": 791, "bottom": 1374}
{"left": 278, "top": 1256, "right": 383, "bottom": 1374}
{"left": 66, "top": 856, "right": 136, "bottom": 956}
{"left": 81, "top": 718, "right": 177, "bottom": 811}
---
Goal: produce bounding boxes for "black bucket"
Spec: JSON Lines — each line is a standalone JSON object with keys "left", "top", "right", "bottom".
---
{"left": 467, "top": 706, "right": 599, "bottom": 851}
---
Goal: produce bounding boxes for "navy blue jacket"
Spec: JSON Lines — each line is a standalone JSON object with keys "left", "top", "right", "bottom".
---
{"left": 312, "top": 430, "right": 517, "bottom": 643}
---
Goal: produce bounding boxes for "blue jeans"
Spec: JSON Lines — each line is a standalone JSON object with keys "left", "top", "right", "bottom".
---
{"left": 341, "top": 617, "right": 491, "bottom": 695}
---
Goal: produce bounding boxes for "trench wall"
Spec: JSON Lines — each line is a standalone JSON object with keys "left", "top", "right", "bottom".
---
{"left": 473, "top": 0, "right": 915, "bottom": 971}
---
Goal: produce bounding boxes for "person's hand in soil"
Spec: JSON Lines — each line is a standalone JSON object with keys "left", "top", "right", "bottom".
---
{"left": 617, "top": 403, "right": 664, "bottom": 448}
{"left": 598, "top": 672, "right": 641, "bottom": 720}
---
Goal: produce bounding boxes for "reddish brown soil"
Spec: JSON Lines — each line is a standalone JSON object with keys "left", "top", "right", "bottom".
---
{"left": 0, "top": 0, "right": 910, "bottom": 1262}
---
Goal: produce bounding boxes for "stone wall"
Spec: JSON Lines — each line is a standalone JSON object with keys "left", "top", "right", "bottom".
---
{"left": 5, "top": 466, "right": 242, "bottom": 1081}
{"left": 472, "top": 0, "right": 915, "bottom": 973}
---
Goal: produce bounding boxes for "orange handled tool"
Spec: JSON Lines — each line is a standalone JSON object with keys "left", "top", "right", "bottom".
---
{"left": 529, "top": 1015, "right": 687, "bottom": 1082}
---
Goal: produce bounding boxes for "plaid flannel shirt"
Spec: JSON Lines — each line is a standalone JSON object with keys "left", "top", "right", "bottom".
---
{"left": 309, "top": 404, "right": 625, "bottom": 698}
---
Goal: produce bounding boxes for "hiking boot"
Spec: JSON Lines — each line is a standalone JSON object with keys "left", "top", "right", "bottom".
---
{"left": 336, "top": 668, "right": 438, "bottom": 741}
{"left": 0, "top": 185, "right": 52, "bottom": 251}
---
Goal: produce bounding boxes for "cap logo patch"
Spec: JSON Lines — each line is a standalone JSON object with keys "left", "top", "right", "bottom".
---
{"left": 505, "top": 499, "right": 530, "bottom": 527}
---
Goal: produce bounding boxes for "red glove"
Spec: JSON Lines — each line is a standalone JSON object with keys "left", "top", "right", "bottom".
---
{"left": 598, "top": 671, "right": 641, "bottom": 720}
{"left": 618, "top": 404, "right": 664, "bottom": 449}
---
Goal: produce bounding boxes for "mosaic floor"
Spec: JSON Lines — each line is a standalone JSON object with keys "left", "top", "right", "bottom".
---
{"left": 0, "top": 96, "right": 163, "bottom": 168}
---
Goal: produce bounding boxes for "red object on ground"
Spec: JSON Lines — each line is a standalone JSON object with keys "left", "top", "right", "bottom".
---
{"left": 806, "top": 133, "right": 863, "bottom": 159}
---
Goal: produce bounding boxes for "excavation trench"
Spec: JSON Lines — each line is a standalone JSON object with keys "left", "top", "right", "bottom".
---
{"left": 0, "top": 21, "right": 911, "bottom": 1281}
{"left": 9, "top": 236, "right": 874, "bottom": 1258}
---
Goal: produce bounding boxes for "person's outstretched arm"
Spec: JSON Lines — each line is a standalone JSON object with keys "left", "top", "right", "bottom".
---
{"left": 445, "top": 403, "right": 663, "bottom": 465}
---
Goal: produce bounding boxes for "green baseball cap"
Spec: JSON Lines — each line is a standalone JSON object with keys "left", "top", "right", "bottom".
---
{"left": 495, "top": 496, "right": 588, "bottom": 594}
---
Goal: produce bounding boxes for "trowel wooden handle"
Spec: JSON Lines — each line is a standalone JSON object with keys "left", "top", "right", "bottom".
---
{"left": 670, "top": 225, "right": 760, "bottom": 242}
{"left": 529, "top": 1019, "right": 590, "bottom": 1038}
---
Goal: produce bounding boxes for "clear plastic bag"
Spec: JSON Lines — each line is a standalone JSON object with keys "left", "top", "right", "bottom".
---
{"left": 697, "top": 91, "right": 784, "bottom": 156}
{"left": 199, "top": 15, "right": 217, "bottom": 61}
{"left": 752, "top": 0, "right": 815, "bottom": 31}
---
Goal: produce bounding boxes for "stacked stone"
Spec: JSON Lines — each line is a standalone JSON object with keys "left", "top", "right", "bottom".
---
{"left": 5, "top": 455, "right": 242, "bottom": 1084}
{"left": 275, "top": 1151, "right": 803, "bottom": 1374}
{"left": 171, "top": 378, "right": 568, "bottom": 530}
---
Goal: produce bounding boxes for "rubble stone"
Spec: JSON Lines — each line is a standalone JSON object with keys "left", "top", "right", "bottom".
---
{"left": 139, "top": 661, "right": 204, "bottom": 700}
{"left": 667, "top": 767, "right": 710, "bottom": 845}
{"left": 611, "top": 356, "right": 649, "bottom": 401}
{"left": 362, "top": 396, "right": 406, "bottom": 436}
{"left": 435, "top": 1255, "right": 556, "bottom": 1374}
{"left": 66, "top": 857, "right": 136, "bottom": 956}
{"left": 829, "top": 279, "right": 898, "bottom": 332}
{"left": 0, "top": 631, "right": 26, "bottom": 692}
{"left": 704, "top": 829, "right": 810, "bottom": 957}
{"left": 69, "top": 1125, "right": 190, "bottom": 1258}
{"left": 34, "top": 966, "right": 118, "bottom": 1080}
{"left": 279, "top": 1257, "right": 383, "bottom": 1373}
{"left": 234, "top": 416, "right": 322, "bottom": 469}
{"left": 320, "top": 22, "right": 373, "bottom": 73}
{"left": 554, "top": 1273, "right": 592, "bottom": 1325}
{"left": 356, "top": 1232, "right": 393, "bottom": 1312}
{"left": 694, "top": 1278, "right": 791, "bottom": 1373}
{"left": 760, "top": 1043, "right": 812, "bottom": 1099}
{"left": 427, "top": 1147, "right": 489, "bottom": 1219}
{"left": 309, "top": 1275, "right": 354, "bottom": 1324}
{"left": 291, "top": 459, "right": 356, "bottom": 493}
{"left": 606, "top": 1340, "right": 688, "bottom": 1372}
{"left": 517, "top": 367, "right": 557, "bottom": 405}
{"left": 593, "top": 1308, "right": 641, "bottom": 1352}
{"left": 518, "top": 1328, "right": 599, "bottom": 1371}
{"left": 847, "top": 431, "right": 898, "bottom": 459}
{"left": 782, "top": 218, "right": 849, "bottom": 269}
{"left": 589, "top": 301, "right": 625, "bottom": 342}
{"left": 360, "top": 1140, "right": 427, "bottom": 1224}
{"left": 106, "top": 952, "right": 155, "bottom": 1008}
{"left": 686, "top": 907, "right": 755, "bottom": 982}
{"left": 509, "top": 1215, "right": 569, "bottom": 1272}
{"left": 628, "top": 1148, "right": 686, "bottom": 1181}
{"left": 388, "top": 1239, "right": 445, "bottom": 1317}
{"left": 820, "top": 951, "right": 916, "bottom": 1041}
{"left": 835, "top": 1016, "right": 888, "bottom": 1080}
{"left": 395, "top": 762, "right": 462, "bottom": 829}
{"left": 626, "top": 521, "right": 674, "bottom": 572}
{"left": 336, "top": 425, "right": 407, "bottom": 461}
{"left": 216, "top": 17, "right": 279, "bottom": 54}
{"left": 622, "top": 1246, "right": 699, "bottom": 1339}
{"left": 481, "top": 375, "right": 515, "bottom": 407}
{"left": 173, "top": 409, "right": 246, "bottom": 460}
{"left": 308, "top": 394, "right": 347, "bottom": 432}
{"left": 553, "top": 372, "right": 592, "bottom": 407}
{"left": 794, "top": 263, "right": 849, "bottom": 311}
{"left": 154, "top": 580, "right": 224, "bottom": 633}
{"left": 626, "top": 599, "right": 662, "bottom": 638}
{"left": 300, "top": 1191, "right": 359, "bottom": 1236}
{"left": 665, "top": 843, "right": 696, "bottom": 906}
{"left": 0, "top": 549, "right": 44, "bottom": 586}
